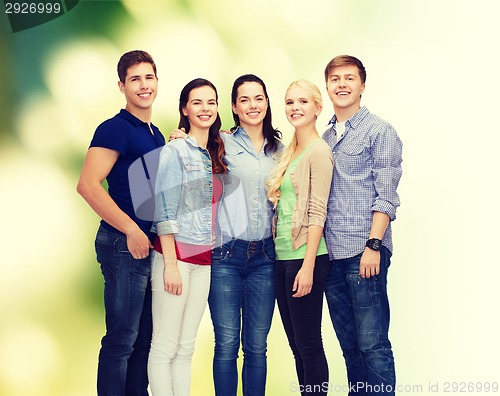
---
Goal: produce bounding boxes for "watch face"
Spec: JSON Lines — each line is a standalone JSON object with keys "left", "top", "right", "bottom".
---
{"left": 367, "top": 238, "right": 381, "bottom": 251}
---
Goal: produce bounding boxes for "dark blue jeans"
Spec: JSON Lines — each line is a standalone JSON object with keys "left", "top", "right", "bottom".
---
{"left": 275, "top": 255, "right": 331, "bottom": 396}
{"left": 94, "top": 226, "right": 153, "bottom": 396}
{"left": 325, "top": 247, "right": 395, "bottom": 396}
{"left": 208, "top": 237, "right": 276, "bottom": 396}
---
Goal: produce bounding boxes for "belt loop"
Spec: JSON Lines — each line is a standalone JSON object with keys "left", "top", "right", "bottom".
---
{"left": 264, "top": 236, "right": 274, "bottom": 256}
{"left": 261, "top": 237, "right": 268, "bottom": 255}
{"left": 229, "top": 238, "right": 237, "bottom": 251}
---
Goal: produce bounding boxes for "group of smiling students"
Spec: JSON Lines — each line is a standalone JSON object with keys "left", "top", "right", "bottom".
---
{"left": 77, "top": 50, "right": 403, "bottom": 396}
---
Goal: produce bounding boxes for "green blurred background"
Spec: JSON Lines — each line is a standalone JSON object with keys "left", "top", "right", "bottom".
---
{"left": 1, "top": 0, "right": 499, "bottom": 395}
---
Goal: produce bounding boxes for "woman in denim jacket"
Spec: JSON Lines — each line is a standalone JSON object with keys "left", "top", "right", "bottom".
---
{"left": 209, "top": 74, "right": 282, "bottom": 396}
{"left": 148, "top": 78, "right": 227, "bottom": 395}
{"left": 267, "top": 80, "right": 333, "bottom": 395}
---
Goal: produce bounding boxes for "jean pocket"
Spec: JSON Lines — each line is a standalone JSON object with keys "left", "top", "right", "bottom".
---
{"left": 95, "top": 230, "right": 121, "bottom": 271}
{"left": 131, "top": 254, "right": 152, "bottom": 278}
{"left": 347, "top": 272, "right": 381, "bottom": 308}
{"left": 262, "top": 246, "right": 276, "bottom": 264}
{"left": 96, "top": 243, "right": 119, "bottom": 280}
{"left": 212, "top": 246, "right": 230, "bottom": 262}
{"left": 95, "top": 228, "right": 121, "bottom": 248}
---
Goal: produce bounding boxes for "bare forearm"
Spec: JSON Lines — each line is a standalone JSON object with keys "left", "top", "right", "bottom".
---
{"left": 302, "top": 225, "right": 324, "bottom": 268}
{"left": 159, "top": 234, "right": 176, "bottom": 263}
{"left": 159, "top": 234, "right": 182, "bottom": 295}
{"left": 359, "top": 211, "right": 390, "bottom": 278}
{"left": 77, "top": 147, "right": 152, "bottom": 259}
{"left": 77, "top": 180, "right": 138, "bottom": 236}
{"left": 292, "top": 225, "right": 324, "bottom": 298}
{"left": 76, "top": 147, "right": 141, "bottom": 236}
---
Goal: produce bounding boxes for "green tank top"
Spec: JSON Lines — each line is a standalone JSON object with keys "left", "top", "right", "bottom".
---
{"left": 275, "top": 141, "right": 328, "bottom": 260}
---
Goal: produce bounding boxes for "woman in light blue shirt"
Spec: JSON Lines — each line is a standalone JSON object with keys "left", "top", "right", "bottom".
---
{"left": 209, "top": 74, "right": 282, "bottom": 396}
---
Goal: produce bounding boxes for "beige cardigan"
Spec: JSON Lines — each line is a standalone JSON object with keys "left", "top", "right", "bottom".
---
{"left": 277, "top": 139, "right": 334, "bottom": 250}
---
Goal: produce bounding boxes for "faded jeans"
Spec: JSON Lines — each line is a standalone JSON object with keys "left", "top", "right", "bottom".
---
{"left": 95, "top": 225, "right": 153, "bottom": 396}
{"left": 208, "top": 237, "right": 276, "bottom": 396}
{"left": 325, "top": 247, "right": 395, "bottom": 396}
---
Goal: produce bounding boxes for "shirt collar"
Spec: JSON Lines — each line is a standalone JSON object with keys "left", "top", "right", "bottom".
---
{"left": 185, "top": 135, "right": 208, "bottom": 151}
{"left": 232, "top": 125, "right": 244, "bottom": 136}
{"left": 118, "top": 109, "right": 147, "bottom": 126}
{"left": 231, "top": 126, "right": 269, "bottom": 153}
{"left": 349, "top": 106, "right": 369, "bottom": 129}
{"left": 328, "top": 115, "right": 337, "bottom": 125}
{"left": 233, "top": 125, "right": 269, "bottom": 142}
{"left": 118, "top": 109, "right": 160, "bottom": 132}
{"left": 328, "top": 106, "right": 369, "bottom": 129}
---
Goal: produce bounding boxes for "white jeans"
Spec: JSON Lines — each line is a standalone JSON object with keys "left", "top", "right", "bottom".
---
{"left": 148, "top": 252, "right": 211, "bottom": 396}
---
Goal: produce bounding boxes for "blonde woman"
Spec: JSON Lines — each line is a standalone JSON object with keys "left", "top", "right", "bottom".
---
{"left": 267, "top": 80, "right": 333, "bottom": 395}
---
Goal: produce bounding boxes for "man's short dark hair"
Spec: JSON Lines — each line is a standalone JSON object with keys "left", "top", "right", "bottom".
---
{"left": 117, "top": 50, "right": 157, "bottom": 83}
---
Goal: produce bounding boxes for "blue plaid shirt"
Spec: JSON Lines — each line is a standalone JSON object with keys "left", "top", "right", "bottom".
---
{"left": 322, "top": 106, "right": 403, "bottom": 260}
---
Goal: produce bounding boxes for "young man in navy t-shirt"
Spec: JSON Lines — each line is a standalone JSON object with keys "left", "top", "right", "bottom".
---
{"left": 77, "top": 50, "right": 165, "bottom": 395}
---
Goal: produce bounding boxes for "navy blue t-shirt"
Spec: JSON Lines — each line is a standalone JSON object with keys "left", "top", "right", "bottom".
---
{"left": 89, "top": 109, "right": 165, "bottom": 240}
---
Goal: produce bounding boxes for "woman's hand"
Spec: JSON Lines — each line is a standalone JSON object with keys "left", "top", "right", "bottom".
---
{"left": 292, "top": 264, "right": 314, "bottom": 298}
{"left": 170, "top": 127, "right": 232, "bottom": 140}
{"left": 163, "top": 256, "right": 182, "bottom": 295}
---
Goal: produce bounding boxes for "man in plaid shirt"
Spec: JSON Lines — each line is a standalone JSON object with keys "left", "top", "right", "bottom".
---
{"left": 322, "top": 55, "right": 403, "bottom": 396}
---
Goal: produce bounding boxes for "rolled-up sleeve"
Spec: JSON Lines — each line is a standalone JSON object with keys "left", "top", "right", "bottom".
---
{"left": 371, "top": 124, "right": 403, "bottom": 221}
{"left": 153, "top": 145, "right": 182, "bottom": 235}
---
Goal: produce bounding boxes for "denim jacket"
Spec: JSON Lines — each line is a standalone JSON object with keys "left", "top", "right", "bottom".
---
{"left": 152, "top": 136, "right": 214, "bottom": 246}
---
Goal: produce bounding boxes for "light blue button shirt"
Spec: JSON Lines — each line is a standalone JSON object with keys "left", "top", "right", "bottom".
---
{"left": 218, "top": 126, "right": 282, "bottom": 242}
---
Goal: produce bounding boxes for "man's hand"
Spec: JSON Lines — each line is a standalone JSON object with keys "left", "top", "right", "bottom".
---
{"left": 125, "top": 227, "right": 153, "bottom": 259}
{"left": 359, "top": 247, "right": 380, "bottom": 278}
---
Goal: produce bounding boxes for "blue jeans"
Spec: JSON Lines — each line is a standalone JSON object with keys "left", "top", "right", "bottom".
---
{"left": 95, "top": 226, "right": 153, "bottom": 396}
{"left": 325, "top": 247, "right": 395, "bottom": 396}
{"left": 208, "top": 237, "right": 276, "bottom": 396}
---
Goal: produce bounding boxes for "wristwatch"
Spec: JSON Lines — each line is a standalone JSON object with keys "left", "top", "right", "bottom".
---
{"left": 365, "top": 238, "right": 382, "bottom": 251}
